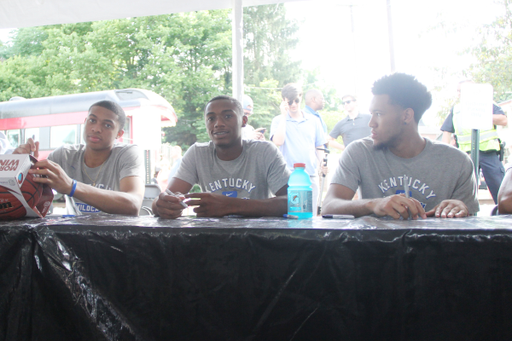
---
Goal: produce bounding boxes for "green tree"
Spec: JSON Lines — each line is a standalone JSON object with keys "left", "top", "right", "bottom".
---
{"left": 243, "top": 4, "right": 301, "bottom": 86}
{"left": 1, "top": 6, "right": 305, "bottom": 148}
{"left": 0, "top": 13, "right": 233, "bottom": 148}
{"left": 242, "top": 4, "right": 302, "bottom": 136}
{"left": 470, "top": 0, "right": 512, "bottom": 102}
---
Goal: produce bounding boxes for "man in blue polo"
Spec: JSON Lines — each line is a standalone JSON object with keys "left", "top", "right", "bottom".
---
{"left": 270, "top": 83, "right": 326, "bottom": 211}
{"left": 304, "top": 89, "right": 327, "bottom": 134}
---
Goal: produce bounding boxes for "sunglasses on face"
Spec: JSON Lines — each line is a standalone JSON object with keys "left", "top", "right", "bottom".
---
{"left": 343, "top": 100, "right": 354, "bottom": 105}
{"left": 287, "top": 98, "right": 301, "bottom": 106}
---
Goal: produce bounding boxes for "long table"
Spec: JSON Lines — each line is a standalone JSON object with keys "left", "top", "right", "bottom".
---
{"left": 1, "top": 215, "right": 512, "bottom": 340}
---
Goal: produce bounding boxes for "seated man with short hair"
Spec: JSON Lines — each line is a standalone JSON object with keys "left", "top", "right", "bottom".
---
{"left": 153, "top": 95, "right": 290, "bottom": 219}
{"left": 19, "top": 100, "right": 145, "bottom": 216}
{"left": 322, "top": 73, "right": 479, "bottom": 219}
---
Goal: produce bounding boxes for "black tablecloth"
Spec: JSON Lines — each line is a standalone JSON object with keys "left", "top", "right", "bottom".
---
{"left": 1, "top": 215, "right": 512, "bottom": 340}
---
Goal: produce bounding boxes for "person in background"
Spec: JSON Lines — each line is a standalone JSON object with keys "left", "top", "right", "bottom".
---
{"left": 328, "top": 95, "right": 371, "bottom": 151}
{"left": 304, "top": 89, "right": 327, "bottom": 134}
{"left": 441, "top": 80, "right": 507, "bottom": 204}
{"left": 0, "top": 132, "right": 14, "bottom": 155}
{"left": 153, "top": 95, "right": 290, "bottom": 219}
{"left": 498, "top": 165, "right": 512, "bottom": 214}
{"left": 323, "top": 73, "right": 479, "bottom": 219}
{"left": 17, "top": 100, "right": 145, "bottom": 215}
{"left": 270, "top": 83, "right": 327, "bottom": 211}
{"left": 241, "top": 94, "right": 265, "bottom": 141}
{"left": 151, "top": 167, "right": 161, "bottom": 185}
{"left": 303, "top": 88, "right": 329, "bottom": 206}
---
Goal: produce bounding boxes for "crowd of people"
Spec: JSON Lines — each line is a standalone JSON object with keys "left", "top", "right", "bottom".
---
{"left": 3, "top": 72, "right": 511, "bottom": 218}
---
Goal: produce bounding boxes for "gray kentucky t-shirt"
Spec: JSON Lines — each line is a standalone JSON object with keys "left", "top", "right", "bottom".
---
{"left": 331, "top": 137, "right": 480, "bottom": 214}
{"left": 174, "top": 140, "right": 290, "bottom": 199}
{"left": 48, "top": 143, "right": 144, "bottom": 213}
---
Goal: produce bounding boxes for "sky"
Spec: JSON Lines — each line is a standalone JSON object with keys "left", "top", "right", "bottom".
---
{"left": 0, "top": 0, "right": 505, "bottom": 125}
{"left": 285, "top": 0, "right": 504, "bottom": 125}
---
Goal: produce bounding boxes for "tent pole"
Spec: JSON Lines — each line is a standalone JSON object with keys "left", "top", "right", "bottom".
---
{"left": 232, "top": 0, "right": 244, "bottom": 102}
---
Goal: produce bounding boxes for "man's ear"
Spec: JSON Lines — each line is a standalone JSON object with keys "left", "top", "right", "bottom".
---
{"left": 403, "top": 108, "right": 415, "bottom": 125}
{"left": 241, "top": 115, "right": 248, "bottom": 127}
{"left": 116, "top": 130, "right": 124, "bottom": 139}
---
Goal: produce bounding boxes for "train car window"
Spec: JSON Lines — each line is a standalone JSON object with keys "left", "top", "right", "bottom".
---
{"left": 50, "top": 125, "right": 76, "bottom": 148}
{"left": 6, "top": 130, "right": 21, "bottom": 148}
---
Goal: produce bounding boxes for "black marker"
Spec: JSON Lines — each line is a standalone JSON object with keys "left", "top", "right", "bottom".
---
{"left": 322, "top": 214, "right": 354, "bottom": 219}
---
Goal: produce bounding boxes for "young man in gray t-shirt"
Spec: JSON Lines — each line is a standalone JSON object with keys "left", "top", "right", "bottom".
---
{"left": 153, "top": 96, "right": 290, "bottom": 219}
{"left": 323, "top": 73, "right": 479, "bottom": 219}
{"left": 24, "top": 101, "right": 145, "bottom": 216}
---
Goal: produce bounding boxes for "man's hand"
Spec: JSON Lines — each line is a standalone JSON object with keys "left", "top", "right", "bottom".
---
{"left": 185, "top": 193, "right": 234, "bottom": 217}
{"left": 29, "top": 159, "right": 73, "bottom": 194}
{"left": 154, "top": 191, "right": 187, "bottom": 219}
{"left": 279, "top": 100, "right": 289, "bottom": 116}
{"left": 369, "top": 194, "right": 427, "bottom": 220}
{"left": 426, "top": 199, "right": 469, "bottom": 218}
{"left": 13, "top": 138, "right": 39, "bottom": 158}
{"left": 253, "top": 128, "right": 266, "bottom": 141}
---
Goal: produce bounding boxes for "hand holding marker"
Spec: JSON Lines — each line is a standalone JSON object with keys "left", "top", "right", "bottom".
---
{"left": 404, "top": 175, "right": 411, "bottom": 220}
{"left": 165, "top": 189, "right": 188, "bottom": 208}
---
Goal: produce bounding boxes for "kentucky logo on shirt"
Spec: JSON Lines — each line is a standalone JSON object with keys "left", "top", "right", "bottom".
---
{"left": 377, "top": 175, "right": 436, "bottom": 208}
{"left": 208, "top": 178, "right": 256, "bottom": 194}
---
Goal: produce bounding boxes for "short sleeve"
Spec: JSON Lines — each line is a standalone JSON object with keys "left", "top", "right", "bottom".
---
{"left": 269, "top": 116, "right": 281, "bottom": 141}
{"left": 450, "top": 153, "right": 480, "bottom": 214}
{"left": 493, "top": 104, "right": 506, "bottom": 116}
{"left": 264, "top": 143, "right": 291, "bottom": 194}
{"left": 118, "top": 145, "right": 145, "bottom": 180}
{"left": 314, "top": 117, "right": 327, "bottom": 147}
{"left": 440, "top": 109, "right": 455, "bottom": 133}
{"left": 174, "top": 145, "right": 199, "bottom": 186}
{"left": 329, "top": 121, "right": 342, "bottom": 139}
{"left": 330, "top": 143, "right": 361, "bottom": 192}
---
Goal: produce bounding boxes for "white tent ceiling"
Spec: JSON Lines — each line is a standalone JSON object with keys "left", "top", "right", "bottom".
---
{"left": 0, "top": 0, "right": 300, "bottom": 29}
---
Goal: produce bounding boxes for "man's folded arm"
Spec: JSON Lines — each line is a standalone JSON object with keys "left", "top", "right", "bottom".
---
{"left": 185, "top": 185, "right": 288, "bottom": 218}
{"left": 73, "top": 176, "right": 144, "bottom": 216}
{"left": 321, "top": 184, "right": 367, "bottom": 216}
{"left": 233, "top": 184, "right": 288, "bottom": 217}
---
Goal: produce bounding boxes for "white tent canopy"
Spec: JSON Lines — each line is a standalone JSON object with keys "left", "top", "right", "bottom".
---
{"left": 0, "top": 0, "right": 297, "bottom": 29}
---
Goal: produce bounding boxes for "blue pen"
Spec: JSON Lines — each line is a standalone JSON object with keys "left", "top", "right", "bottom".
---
{"left": 283, "top": 214, "right": 298, "bottom": 219}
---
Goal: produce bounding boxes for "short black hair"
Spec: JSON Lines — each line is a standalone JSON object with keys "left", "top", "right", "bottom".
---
{"left": 89, "top": 100, "right": 126, "bottom": 130}
{"left": 372, "top": 73, "right": 432, "bottom": 122}
{"left": 281, "top": 83, "right": 302, "bottom": 101}
{"left": 206, "top": 96, "right": 243, "bottom": 116}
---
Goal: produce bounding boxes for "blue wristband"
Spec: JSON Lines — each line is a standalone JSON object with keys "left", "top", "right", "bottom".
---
{"left": 69, "top": 180, "right": 77, "bottom": 197}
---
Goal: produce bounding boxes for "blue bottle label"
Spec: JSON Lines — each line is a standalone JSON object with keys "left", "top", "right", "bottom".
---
{"left": 288, "top": 189, "right": 313, "bottom": 213}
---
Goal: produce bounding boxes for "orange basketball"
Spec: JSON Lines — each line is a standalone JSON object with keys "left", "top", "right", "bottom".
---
{"left": 20, "top": 172, "right": 43, "bottom": 208}
{"left": 0, "top": 187, "right": 27, "bottom": 220}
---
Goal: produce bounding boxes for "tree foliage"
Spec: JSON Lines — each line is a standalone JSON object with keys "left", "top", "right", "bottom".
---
{"left": 242, "top": 4, "right": 302, "bottom": 137}
{"left": 470, "top": 0, "right": 512, "bottom": 102}
{"left": 0, "top": 6, "right": 303, "bottom": 148}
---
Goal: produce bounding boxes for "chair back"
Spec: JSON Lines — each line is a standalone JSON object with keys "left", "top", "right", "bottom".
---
{"left": 140, "top": 184, "right": 162, "bottom": 216}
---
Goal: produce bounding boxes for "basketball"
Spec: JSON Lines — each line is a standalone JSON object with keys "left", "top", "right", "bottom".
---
{"left": 0, "top": 167, "right": 43, "bottom": 220}
{"left": 0, "top": 188, "right": 27, "bottom": 220}
{"left": 20, "top": 172, "right": 43, "bottom": 208}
